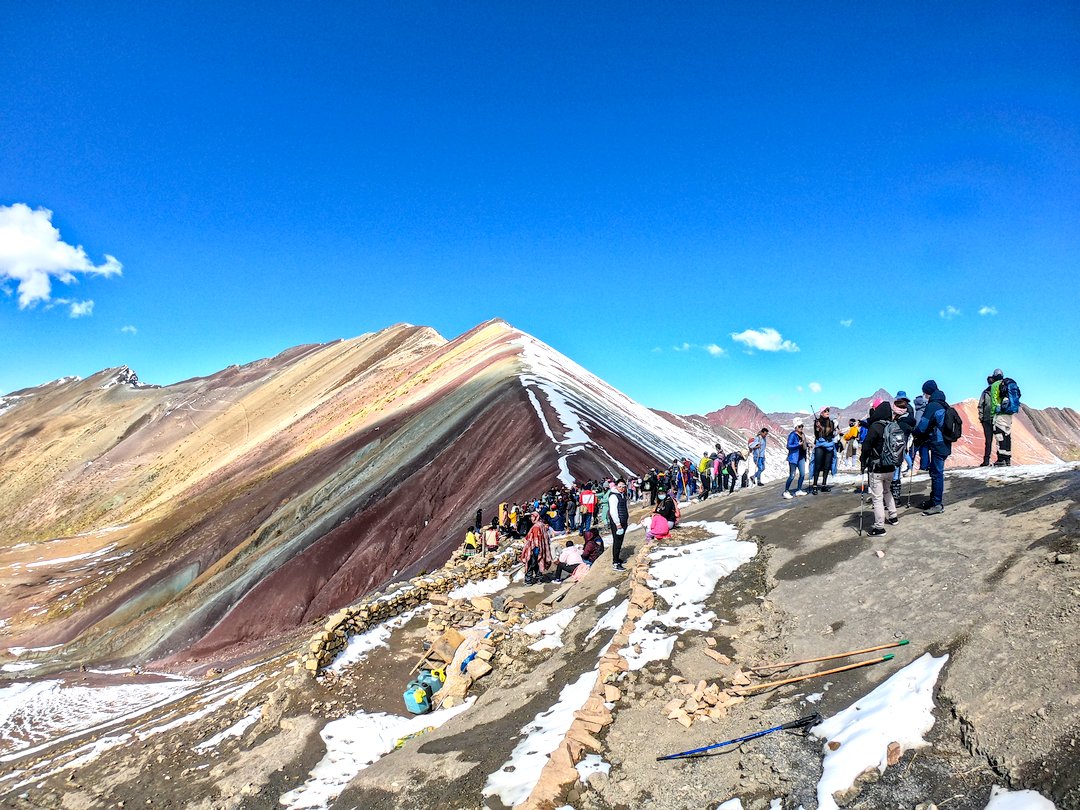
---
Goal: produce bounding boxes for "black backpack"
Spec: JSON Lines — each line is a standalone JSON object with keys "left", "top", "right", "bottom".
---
{"left": 941, "top": 405, "right": 964, "bottom": 443}
{"left": 877, "top": 420, "right": 907, "bottom": 469}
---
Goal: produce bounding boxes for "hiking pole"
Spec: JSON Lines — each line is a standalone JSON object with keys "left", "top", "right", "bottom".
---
{"left": 736, "top": 654, "right": 894, "bottom": 695}
{"left": 656, "top": 713, "right": 822, "bottom": 761}
{"left": 751, "top": 639, "right": 909, "bottom": 673}
{"left": 857, "top": 469, "right": 868, "bottom": 536}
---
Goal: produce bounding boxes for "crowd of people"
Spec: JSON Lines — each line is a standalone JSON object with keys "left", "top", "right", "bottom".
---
{"left": 461, "top": 368, "right": 1021, "bottom": 577}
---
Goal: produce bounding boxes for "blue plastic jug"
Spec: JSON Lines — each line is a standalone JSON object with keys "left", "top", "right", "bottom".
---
{"left": 417, "top": 669, "right": 444, "bottom": 696}
{"left": 403, "top": 680, "right": 432, "bottom": 714}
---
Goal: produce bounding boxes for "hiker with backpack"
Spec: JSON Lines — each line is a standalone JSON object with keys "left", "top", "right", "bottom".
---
{"left": 988, "top": 369, "right": 1021, "bottom": 466}
{"left": 859, "top": 401, "right": 907, "bottom": 536}
{"left": 783, "top": 420, "right": 809, "bottom": 499}
{"left": 810, "top": 407, "right": 838, "bottom": 494}
{"left": 721, "top": 451, "right": 744, "bottom": 494}
{"left": 749, "top": 428, "right": 769, "bottom": 485}
{"left": 697, "top": 452, "right": 712, "bottom": 500}
{"left": 913, "top": 379, "right": 962, "bottom": 515}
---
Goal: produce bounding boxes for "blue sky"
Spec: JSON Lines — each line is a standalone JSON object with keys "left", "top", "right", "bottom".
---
{"left": 2, "top": 3, "right": 1078, "bottom": 414}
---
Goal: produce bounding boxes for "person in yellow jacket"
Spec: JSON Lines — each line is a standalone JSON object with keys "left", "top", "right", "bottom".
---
{"left": 842, "top": 418, "right": 860, "bottom": 470}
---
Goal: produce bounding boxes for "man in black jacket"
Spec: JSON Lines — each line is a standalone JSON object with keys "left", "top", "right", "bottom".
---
{"left": 860, "top": 401, "right": 905, "bottom": 536}
{"left": 608, "top": 478, "right": 630, "bottom": 572}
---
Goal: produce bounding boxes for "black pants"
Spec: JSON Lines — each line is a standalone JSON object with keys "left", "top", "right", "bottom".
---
{"left": 981, "top": 421, "right": 993, "bottom": 464}
{"left": 554, "top": 561, "right": 578, "bottom": 581}
{"left": 609, "top": 524, "right": 625, "bottom": 563}
{"left": 813, "top": 447, "right": 833, "bottom": 486}
{"left": 699, "top": 473, "right": 710, "bottom": 499}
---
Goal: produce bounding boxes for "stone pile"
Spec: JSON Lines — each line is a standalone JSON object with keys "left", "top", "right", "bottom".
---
{"left": 662, "top": 676, "right": 746, "bottom": 728}
{"left": 425, "top": 592, "right": 527, "bottom": 635}
{"left": 300, "top": 548, "right": 519, "bottom": 675}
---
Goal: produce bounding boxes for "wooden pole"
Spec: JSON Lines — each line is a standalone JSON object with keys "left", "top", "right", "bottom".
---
{"left": 751, "top": 640, "right": 908, "bottom": 673}
{"left": 737, "top": 654, "right": 894, "bottom": 694}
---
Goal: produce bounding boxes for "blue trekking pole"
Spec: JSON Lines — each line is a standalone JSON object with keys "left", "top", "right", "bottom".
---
{"left": 656, "top": 713, "right": 822, "bottom": 761}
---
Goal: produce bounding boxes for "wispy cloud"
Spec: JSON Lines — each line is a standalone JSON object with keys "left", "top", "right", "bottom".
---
{"left": 839, "top": 319, "right": 853, "bottom": 328}
{"left": 939, "top": 305, "right": 961, "bottom": 320}
{"left": 664, "top": 342, "right": 727, "bottom": 358}
{"left": 978, "top": 305, "right": 998, "bottom": 316}
{"left": 730, "top": 327, "right": 799, "bottom": 353}
{"left": 67, "top": 299, "right": 94, "bottom": 318}
{"left": 809, "top": 381, "right": 822, "bottom": 393}
{"left": 796, "top": 385, "right": 804, "bottom": 393}
{"left": 121, "top": 325, "right": 138, "bottom": 335}
{"left": 0, "top": 203, "right": 122, "bottom": 310}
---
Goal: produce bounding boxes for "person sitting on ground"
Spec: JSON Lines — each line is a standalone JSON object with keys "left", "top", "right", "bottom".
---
{"left": 646, "top": 511, "right": 671, "bottom": 542}
{"left": 463, "top": 526, "right": 480, "bottom": 557}
{"left": 483, "top": 520, "right": 500, "bottom": 554}
{"left": 521, "top": 514, "right": 553, "bottom": 584}
{"left": 553, "top": 539, "right": 585, "bottom": 582}
{"left": 580, "top": 528, "right": 605, "bottom": 564}
{"left": 654, "top": 490, "right": 677, "bottom": 530}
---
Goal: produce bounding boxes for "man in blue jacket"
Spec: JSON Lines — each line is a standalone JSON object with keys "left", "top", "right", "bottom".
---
{"left": 914, "top": 379, "right": 952, "bottom": 515}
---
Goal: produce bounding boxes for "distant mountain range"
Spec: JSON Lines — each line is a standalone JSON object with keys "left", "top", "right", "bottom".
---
{"left": 697, "top": 387, "right": 1080, "bottom": 466}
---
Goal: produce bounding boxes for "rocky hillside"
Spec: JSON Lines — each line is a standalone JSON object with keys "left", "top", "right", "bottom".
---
{"left": 0, "top": 320, "right": 776, "bottom": 674}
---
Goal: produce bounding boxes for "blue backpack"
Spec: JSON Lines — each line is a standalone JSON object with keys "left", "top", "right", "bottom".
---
{"left": 998, "top": 378, "right": 1022, "bottom": 415}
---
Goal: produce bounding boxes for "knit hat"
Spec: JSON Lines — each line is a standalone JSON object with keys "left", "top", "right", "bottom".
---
{"left": 922, "top": 379, "right": 938, "bottom": 395}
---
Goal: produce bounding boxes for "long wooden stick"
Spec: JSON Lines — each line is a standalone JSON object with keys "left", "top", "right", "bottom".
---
{"left": 737, "top": 654, "right": 894, "bottom": 694}
{"left": 751, "top": 640, "right": 908, "bottom": 673}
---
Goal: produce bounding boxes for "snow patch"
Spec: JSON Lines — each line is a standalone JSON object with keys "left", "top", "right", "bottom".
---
{"left": 575, "top": 753, "right": 610, "bottom": 782}
{"left": 195, "top": 706, "right": 263, "bottom": 751}
{"left": 983, "top": 786, "right": 1058, "bottom": 809}
{"left": 326, "top": 608, "right": 421, "bottom": 674}
{"left": 483, "top": 669, "right": 597, "bottom": 807}
{"left": 447, "top": 574, "right": 509, "bottom": 601}
{"left": 585, "top": 599, "right": 628, "bottom": 642}
{"left": 621, "top": 521, "right": 755, "bottom": 670}
{"left": 595, "top": 586, "right": 617, "bottom": 605}
{"left": 812, "top": 653, "right": 948, "bottom": 810}
{"left": 520, "top": 606, "right": 579, "bottom": 652}
{"left": 280, "top": 698, "right": 474, "bottom": 810}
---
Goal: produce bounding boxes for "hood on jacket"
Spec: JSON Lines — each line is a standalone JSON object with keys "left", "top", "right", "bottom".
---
{"left": 870, "top": 401, "right": 894, "bottom": 423}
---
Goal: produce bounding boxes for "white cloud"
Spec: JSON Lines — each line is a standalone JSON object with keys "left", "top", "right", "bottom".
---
{"left": 796, "top": 385, "right": 804, "bottom": 392}
{"left": 978, "top": 305, "right": 998, "bottom": 316}
{"left": 121, "top": 325, "right": 138, "bottom": 335}
{"left": 939, "top": 305, "right": 961, "bottom": 320}
{"left": 809, "top": 381, "right": 822, "bottom": 393}
{"left": 704, "top": 344, "right": 726, "bottom": 357}
{"left": 67, "top": 300, "right": 94, "bottom": 318}
{"left": 730, "top": 327, "right": 799, "bottom": 353}
{"left": 672, "top": 342, "right": 691, "bottom": 352}
{"left": 0, "top": 203, "right": 122, "bottom": 309}
{"left": 839, "top": 319, "right": 853, "bottom": 328}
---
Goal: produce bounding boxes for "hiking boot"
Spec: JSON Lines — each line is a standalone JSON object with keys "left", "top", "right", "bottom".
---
{"left": 612, "top": 561, "right": 626, "bottom": 571}
{"left": 917, "top": 499, "right": 935, "bottom": 510}
{"left": 810, "top": 486, "right": 818, "bottom": 495}
{"left": 866, "top": 526, "right": 886, "bottom": 536}
{"left": 783, "top": 491, "right": 793, "bottom": 500}
{"left": 886, "top": 516, "right": 899, "bottom": 525}
{"left": 820, "top": 485, "right": 832, "bottom": 492}
{"left": 922, "top": 504, "right": 944, "bottom": 516}
{"left": 979, "top": 460, "right": 991, "bottom": 467}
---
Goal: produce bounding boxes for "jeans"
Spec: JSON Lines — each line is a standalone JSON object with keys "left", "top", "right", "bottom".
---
{"left": 582, "top": 513, "right": 593, "bottom": 533}
{"left": 755, "top": 456, "right": 765, "bottom": 483}
{"left": 785, "top": 459, "right": 805, "bottom": 493}
{"left": 928, "top": 452, "right": 946, "bottom": 506}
